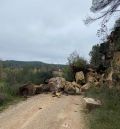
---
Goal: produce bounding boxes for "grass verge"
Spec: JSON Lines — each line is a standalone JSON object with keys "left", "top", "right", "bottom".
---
{"left": 0, "top": 82, "right": 25, "bottom": 112}
{"left": 85, "top": 86, "right": 120, "bottom": 129}
{"left": 0, "top": 96, "right": 24, "bottom": 112}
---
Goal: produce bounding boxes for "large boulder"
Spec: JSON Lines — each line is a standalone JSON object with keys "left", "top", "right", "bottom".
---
{"left": 38, "top": 84, "right": 50, "bottom": 92}
{"left": 48, "top": 77, "right": 66, "bottom": 92}
{"left": 86, "top": 75, "right": 96, "bottom": 83}
{"left": 75, "top": 87, "right": 81, "bottom": 94}
{"left": 64, "top": 81, "right": 81, "bottom": 95}
{"left": 64, "top": 81, "right": 76, "bottom": 94}
{"left": 86, "top": 70, "right": 98, "bottom": 83}
{"left": 19, "top": 83, "right": 38, "bottom": 96}
{"left": 102, "top": 68, "right": 114, "bottom": 88}
{"left": 84, "top": 97, "right": 102, "bottom": 111}
{"left": 81, "top": 82, "right": 92, "bottom": 92}
{"left": 75, "top": 71, "right": 85, "bottom": 84}
{"left": 72, "top": 81, "right": 81, "bottom": 94}
{"left": 72, "top": 81, "right": 81, "bottom": 88}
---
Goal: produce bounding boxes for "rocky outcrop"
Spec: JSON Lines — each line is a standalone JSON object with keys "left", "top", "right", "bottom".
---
{"left": 86, "top": 71, "right": 98, "bottom": 83}
{"left": 39, "top": 84, "right": 50, "bottom": 92}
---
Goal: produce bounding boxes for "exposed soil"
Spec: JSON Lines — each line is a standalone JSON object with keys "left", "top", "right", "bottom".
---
{"left": 0, "top": 94, "right": 87, "bottom": 129}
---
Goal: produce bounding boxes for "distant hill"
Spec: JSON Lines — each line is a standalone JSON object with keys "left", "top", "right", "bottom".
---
{"left": 1, "top": 60, "right": 66, "bottom": 70}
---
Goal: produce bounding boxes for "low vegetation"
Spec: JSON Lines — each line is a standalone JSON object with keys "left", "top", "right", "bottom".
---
{"left": 0, "top": 60, "right": 65, "bottom": 110}
{"left": 0, "top": 81, "right": 24, "bottom": 111}
{"left": 63, "top": 51, "right": 88, "bottom": 82}
{"left": 85, "top": 86, "right": 120, "bottom": 129}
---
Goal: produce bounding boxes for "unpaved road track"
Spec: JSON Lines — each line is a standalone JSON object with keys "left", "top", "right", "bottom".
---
{"left": 0, "top": 94, "right": 87, "bottom": 129}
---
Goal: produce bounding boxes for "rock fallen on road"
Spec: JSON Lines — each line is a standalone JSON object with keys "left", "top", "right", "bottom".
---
{"left": 84, "top": 97, "right": 102, "bottom": 111}
{"left": 81, "top": 82, "right": 92, "bottom": 92}
{"left": 75, "top": 71, "right": 85, "bottom": 85}
{"left": 19, "top": 77, "right": 82, "bottom": 97}
{"left": 48, "top": 77, "right": 66, "bottom": 92}
{"left": 52, "top": 92, "right": 62, "bottom": 98}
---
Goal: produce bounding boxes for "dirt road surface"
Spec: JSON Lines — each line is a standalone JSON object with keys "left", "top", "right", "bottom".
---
{"left": 0, "top": 94, "right": 87, "bottom": 129}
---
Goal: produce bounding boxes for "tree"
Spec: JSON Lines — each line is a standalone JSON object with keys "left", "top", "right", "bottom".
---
{"left": 85, "top": 0, "right": 120, "bottom": 24}
{"left": 68, "top": 51, "right": 87, "bottom": 73}
{"left": 85, "top": 0, "right": 120, "bottom": 39}
{"left": 89, "top": 44, "right": 102, "bottom": 68}
{"left": 63, "top": 51, "right": 87, "bottom": 82}
{"left": 114, "top": 17, "right": 120, "bottom": 28}
{"left": 63, "top": 66, "right": 75, "bottom": 82}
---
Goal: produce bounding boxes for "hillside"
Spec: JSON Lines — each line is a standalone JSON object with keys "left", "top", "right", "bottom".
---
{"left": 1, "top": 60, "right": 65, "bottom": 70}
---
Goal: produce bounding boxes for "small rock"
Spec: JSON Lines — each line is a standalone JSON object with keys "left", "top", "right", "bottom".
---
{"left": 84, "top": 97, "right": 102, "bottom": 111}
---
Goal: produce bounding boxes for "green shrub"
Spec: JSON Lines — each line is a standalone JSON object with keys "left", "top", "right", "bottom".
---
{"left": 0, "top": 82, "right": 21, "bottom": 109}
{"left": 30, "top": 71, "right": 53, "bottom": 84}
{"left": 68, "top": 51, "right": 87, "bottom": 73}
{"left": 64, "top": 51, "right": 87, "bottom": 81}
{"left": 63, "top": 66, "right": 75, "bottom": 82}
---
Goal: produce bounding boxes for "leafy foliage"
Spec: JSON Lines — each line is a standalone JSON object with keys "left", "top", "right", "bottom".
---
{"left": 85, "top": 0, "right": 120, "bottom": 40}
{"left": 0, "top": 60, "right": 65, "bottom": 109}
{"left": 63, "top": 51, "right": 87, "bottom": 82}
{"left": 63, "top": 66, "right": 75, "bottom": 82}
{"left": 89, "top": 44, "right": 102, "bottom": 68}
{"left": 0, "top": 60, "right": 65, "bottom": 85}
{"left": 85, "top": 0, "right": 120, "bottom": 24}
{"left": 68, "top": 51, "right": 87, "bottom": 73}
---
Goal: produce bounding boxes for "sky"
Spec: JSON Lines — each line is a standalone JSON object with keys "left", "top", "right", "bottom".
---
{"left": 0, "top": 0, "right": 116, "bottom": 64}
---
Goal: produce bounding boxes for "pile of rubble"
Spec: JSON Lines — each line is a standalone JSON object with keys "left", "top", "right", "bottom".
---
{"left": 19, "top": 77, "right": 81, "bottom": 97}
{"left": 19, "top": 67, "right": 101, "bottom": 97}
{"left": 19, "top": 68, "right": 106, "bottom": 110}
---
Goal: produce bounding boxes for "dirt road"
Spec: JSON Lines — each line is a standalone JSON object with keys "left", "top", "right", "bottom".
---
{"left": 0, "top": 94, "right": 87, "bottom": 129}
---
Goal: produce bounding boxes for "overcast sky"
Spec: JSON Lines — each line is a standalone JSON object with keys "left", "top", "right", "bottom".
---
{"left": 0, "top": 0, "right": 116, "bottom": 64}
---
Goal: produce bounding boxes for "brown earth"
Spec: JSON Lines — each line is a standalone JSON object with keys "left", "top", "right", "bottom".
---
{"left": 0, "top": 94, "right": 88, "bottom": 129}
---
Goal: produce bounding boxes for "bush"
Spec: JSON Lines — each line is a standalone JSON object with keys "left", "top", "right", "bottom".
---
{"left": 30, "top": 71, "right": 53, "bottom": 84}
{"left": 89, "top": 44, "right": 102, "bottom": 68}
{"left": 0, "top": 82, "right": 20, "bottom": 100}
{"left": 63, "top": 66, "right": 75, "bottom": 82}
{"left": 68, "top": 51, "right": 87, "bottom": 73}
{"left": 0, "top": 82, "right": 23, "bottom": 111}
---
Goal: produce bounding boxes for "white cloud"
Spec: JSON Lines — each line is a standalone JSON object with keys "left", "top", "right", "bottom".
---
{"left": 0, "top": 0, "right": 106, "bottom": 64}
